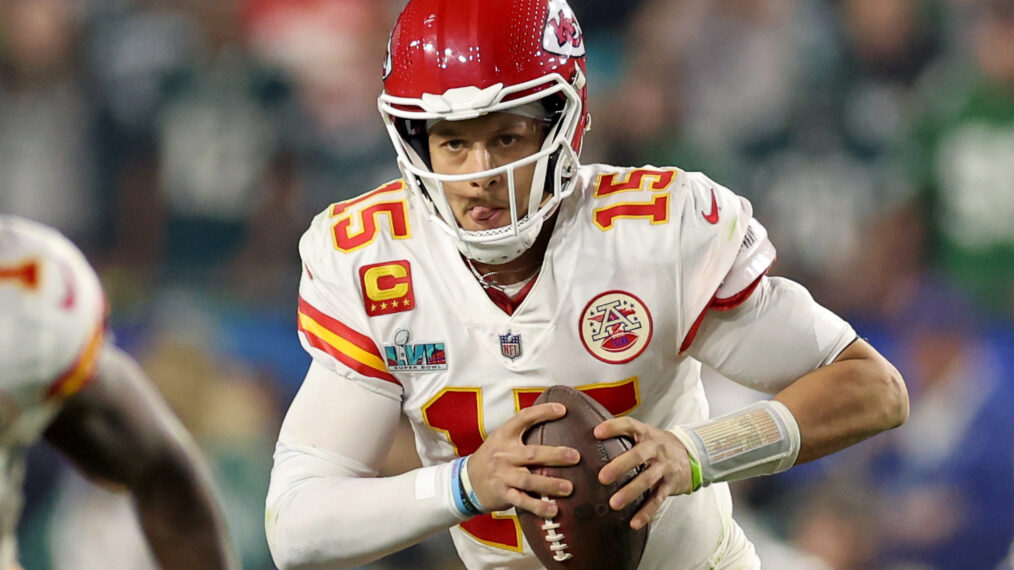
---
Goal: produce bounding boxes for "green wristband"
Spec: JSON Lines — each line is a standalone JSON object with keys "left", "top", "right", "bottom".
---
{"left": 688, "top": 454, "right": 703, "bottom": 492}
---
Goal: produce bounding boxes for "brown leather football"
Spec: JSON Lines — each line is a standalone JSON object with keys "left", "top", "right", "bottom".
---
{"left": 519, "top": 385, "right": 649, "bottom": 570}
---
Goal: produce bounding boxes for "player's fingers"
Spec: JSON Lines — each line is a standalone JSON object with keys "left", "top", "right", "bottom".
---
{"left": 630, "top": 486, "right": 669, "bottom": 530}
{"left": 514, "top": 443, "right": 580, "bottom": 467}
{"left": 593, "top": 416, "right": 641, "bottom": 440}
{"left": 608, "top": 462, "right": 663, "bottom": 511}
{"left": 598, "top": 444, "right": 650, "bottom": 485}
{"left": 506, "top": 486, "right": 559, "bottom": 518}
{"left": 508, "top": 470, "right": 573, "bottom": 498}
{"left": 506, "top": 402, "right": 568, "bottom": 436}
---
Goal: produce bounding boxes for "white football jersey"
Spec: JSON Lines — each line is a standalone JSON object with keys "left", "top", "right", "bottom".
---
{"left": 0, "top": 215, "right": 107, "bottom": 567}
{"left": 296, "top": 164, "right": 772, "bottom": 569}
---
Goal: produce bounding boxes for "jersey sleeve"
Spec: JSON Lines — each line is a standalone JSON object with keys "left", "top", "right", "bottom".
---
{"left": 712, "top": 218, "right": 777, "bottom": 307}
{"left": 689, "top": 276, "right": 857, "bottom": 393}
{"left": 296, "top": 209, "right": 403, "bottom": 401}
{"left": 673, "top": 171, "right": 772, "bottom": 352}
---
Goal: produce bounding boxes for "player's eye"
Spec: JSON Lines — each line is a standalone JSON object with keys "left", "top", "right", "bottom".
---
{"left": 497, "top": 134, "right": 519, "bottom": 147}
{"left": 442, "top": 139, "right": 466, "bottom": 151}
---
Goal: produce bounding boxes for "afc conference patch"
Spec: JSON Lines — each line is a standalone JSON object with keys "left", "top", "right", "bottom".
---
{"left": 579, "top": 290, "right": 653, "bottom": 364}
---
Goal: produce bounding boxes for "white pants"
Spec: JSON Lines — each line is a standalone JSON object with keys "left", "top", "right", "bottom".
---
{"left": 636, "top": 483, "right": 760, "bottom": 570}
{"left": 709, "top": 519, "right": 761, "bottom": 569}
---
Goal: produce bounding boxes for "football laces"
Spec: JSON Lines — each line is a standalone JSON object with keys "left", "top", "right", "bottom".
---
{"left": 538, "top": 495, "right": 573, "bottom": 562}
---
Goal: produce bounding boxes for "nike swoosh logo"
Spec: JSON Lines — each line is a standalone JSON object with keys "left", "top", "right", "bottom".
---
{"left": 702, "top": 188, "right": 720, "bottom": 224}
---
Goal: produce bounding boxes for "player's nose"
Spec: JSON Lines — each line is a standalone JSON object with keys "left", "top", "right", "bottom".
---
{"left": 466, "top": 147, "right": 502, "bottom": 190}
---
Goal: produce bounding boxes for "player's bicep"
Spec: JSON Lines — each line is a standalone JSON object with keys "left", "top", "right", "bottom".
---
{"left": 688, "top": 276, "right": 857, "bottom": 394}
{"left": 279, "top": 360, "right": 402, "bottom": 472}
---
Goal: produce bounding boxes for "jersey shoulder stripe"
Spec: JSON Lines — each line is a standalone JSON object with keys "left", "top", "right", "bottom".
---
{"left": 297, "top": 297, "right": 399, "bottom": 386}
{"left": 47, "top": 320, "right": 104, "bottom": 399}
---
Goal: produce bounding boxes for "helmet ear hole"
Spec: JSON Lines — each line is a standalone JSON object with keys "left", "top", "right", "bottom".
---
{"left": 397, "top": 118, "right": 432, "bottom": 169}
{"left": 541, "top": 94, "right": 566, "bottom": 123}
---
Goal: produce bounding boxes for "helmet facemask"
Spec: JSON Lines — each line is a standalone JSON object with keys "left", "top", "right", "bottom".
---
{"left": 379, "top": 71, "right": 585, "bottom": 264}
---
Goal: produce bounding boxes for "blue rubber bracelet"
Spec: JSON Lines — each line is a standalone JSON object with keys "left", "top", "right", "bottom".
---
{"left": 461, "top": 456, "right": 487, "bottom": 513}
{"left": 450, "top": 457, "right": 472, "bottom": 516}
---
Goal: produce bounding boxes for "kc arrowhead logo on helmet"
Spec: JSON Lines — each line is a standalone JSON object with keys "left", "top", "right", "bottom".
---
{"left": 543, "top": 0, "right": 585, "bottom": 57}
{"left": 381, "top": 35, "right": 393, "bottom": 80}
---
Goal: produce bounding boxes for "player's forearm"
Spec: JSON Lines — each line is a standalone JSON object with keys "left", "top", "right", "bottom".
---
{"left": 774, "top": 339, "right": 908, "bottom": 464}
{"left": 134, "top": 445, "right": 239, "bottom": 570}
{"left": 266, "top": 441, "right": 465, "bottom": 570}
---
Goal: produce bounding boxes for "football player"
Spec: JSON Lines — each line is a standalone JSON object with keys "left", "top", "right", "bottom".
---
{"left": 266, "top": 0, "right": 909, "bottom": 568}
{"left": 0, "top": 215, "right": 238, "bottom": 569}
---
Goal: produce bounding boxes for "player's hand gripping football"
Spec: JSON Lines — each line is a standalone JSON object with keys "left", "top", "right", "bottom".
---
{"left": 594, "top": 416, "right": 696, "bottom": 530}
{"left": 466, "top": 403, "right": 580, "bottom": 518}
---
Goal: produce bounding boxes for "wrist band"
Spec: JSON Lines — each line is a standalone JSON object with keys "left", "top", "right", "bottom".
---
{"left": 670, "top": 400, "right": 800, "bottom": 488}
{"left": 460, "top": 456, "right": 486, "bottom": 513}
{"left": 688, "top": 454, "right": 702, "bottom": 492}
{"left": 450, "top": 457, "right": 482, "bottom": 517}
{"left": 450, "top": 457, "right": 471, "bottom": 516}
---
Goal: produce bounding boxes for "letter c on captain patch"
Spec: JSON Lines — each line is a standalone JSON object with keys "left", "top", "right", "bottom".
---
{"left": 360, "top": 260, "right": 415, "bottom": 317}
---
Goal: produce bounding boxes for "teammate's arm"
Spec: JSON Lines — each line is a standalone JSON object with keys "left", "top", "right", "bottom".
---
{"left": 43, "top": 344, "right": 238, "bottom": 570}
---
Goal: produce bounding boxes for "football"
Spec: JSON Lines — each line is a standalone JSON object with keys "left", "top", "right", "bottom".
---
{"left": 518, "top": 385, "right": 649, "bottom": 570}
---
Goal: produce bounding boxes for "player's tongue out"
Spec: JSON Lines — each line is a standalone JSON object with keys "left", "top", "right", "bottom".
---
{"left": 468, "top": 206, "right": 506, "bottom": 228}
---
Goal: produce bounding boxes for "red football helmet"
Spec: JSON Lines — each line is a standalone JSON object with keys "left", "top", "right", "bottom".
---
{"left": 378, "top": 0, "right": 590, "bottom": 264}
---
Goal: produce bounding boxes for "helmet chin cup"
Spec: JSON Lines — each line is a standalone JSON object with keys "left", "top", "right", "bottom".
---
{"left": 456, "top": 216, "right": 547, "bottom": 265}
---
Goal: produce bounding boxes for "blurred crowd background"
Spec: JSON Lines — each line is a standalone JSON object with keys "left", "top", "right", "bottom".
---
{"left": 2, "top": 0, "right": 1013, "bottom": 568}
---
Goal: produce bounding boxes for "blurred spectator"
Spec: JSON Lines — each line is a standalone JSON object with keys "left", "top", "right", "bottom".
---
{"left": 901, "top": 0, "right": 1014, "bottom": 317}
{"left": 786, "top": 477, "right": 879, "bottom": 570}
{"left": 244, "top": 0, "right": 401, "bottom": 213}
{"left": 155, "top": 0, "right": 296, "bottom": 286}
{"left": 744, "top": 0, "right": 940, "bottom": 306}
{"left": 783, "top": 278, "right": 1014, "bottom": 569}
{"left": 0, "top": 0, "right": 103, "bottom": 251}
{"left": 87, "top": 0, "right": 300, "bottom": 301}
{"left": 834, "top": 0, "right": 942, "bottom": 155}
{"left": 139, "top": 293, "right": 286, "bottom": 569}
{"left": 869, "top": 279, "right": 1014, "bottom": 568}
{"left": 591, "top": 0, "right": 817, "bottom": 178}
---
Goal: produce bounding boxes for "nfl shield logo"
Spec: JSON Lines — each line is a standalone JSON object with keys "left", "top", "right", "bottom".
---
{"left": 499, "top": 331, "right": 522, "bottom": 360}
